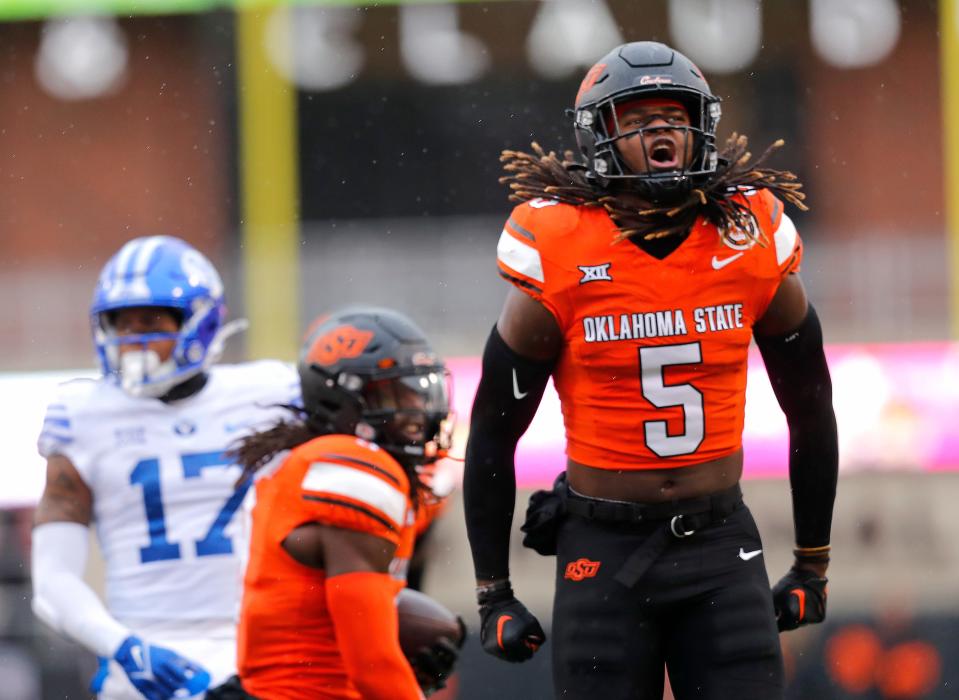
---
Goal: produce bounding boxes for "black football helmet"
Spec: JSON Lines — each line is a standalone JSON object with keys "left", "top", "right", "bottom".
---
{"left": 298, "top": 306, "right": 453, "bottom": 467}
{"left": 572, "top": 41, "right": 722, "bottom": 204}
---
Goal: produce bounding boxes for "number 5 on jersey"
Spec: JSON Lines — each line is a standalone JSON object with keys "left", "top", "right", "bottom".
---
{"left": 130, "top": 451, "right": 249, "bottom": 563}
{"left": 639, "top": 343, "right": 704, "bottom": 458}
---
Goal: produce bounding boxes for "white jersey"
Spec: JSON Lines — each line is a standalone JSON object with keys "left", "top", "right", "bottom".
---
{"left": 37, "top": 360, "right": 299, "bottom": 627}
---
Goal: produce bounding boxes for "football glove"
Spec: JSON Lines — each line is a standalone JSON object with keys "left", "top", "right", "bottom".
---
{"left": 113, "top": 635, "right": 211, "bottom": 700}
{"left": 478, "top": 583, "right": 545, "bottom": 663}
{"left": 772, "top": 566, "right": 828, "bottom": 632}
{"left": 409, "top": 620, "right": 465, "bottom": 697}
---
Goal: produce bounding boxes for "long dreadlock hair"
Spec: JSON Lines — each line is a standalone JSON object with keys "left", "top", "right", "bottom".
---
{"left": 500, "top": 133, "right": 807, "bottom": 246}
{"left": 229, "top": 406, "right": 315, "bottom": 487}
{"left": 229, "top": 405, "right": 428, "bottom": 510}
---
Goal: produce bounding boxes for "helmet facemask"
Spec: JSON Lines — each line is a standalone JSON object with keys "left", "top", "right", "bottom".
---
{"left": 579, "top": 91, "right": 721, "bottom": 205}
{"left": 93, "top": 300, "right": 244, "bottom": 399}
{"left": 90, "top": 237, "right": 248, "bottom": 399}
{"left": 97, "top": 328, "right": 180, "bottom": 399}
{"left": 572, "top": 42, "right": 723, "bottom": 206}
{"left": 297, "top": 306, "right": 455, "bottom": 475}
{"left": 360, "top": 369, "right": 455, "bottom": 465}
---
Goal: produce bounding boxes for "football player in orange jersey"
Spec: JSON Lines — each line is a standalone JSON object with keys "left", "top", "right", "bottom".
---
{"left": 206, "top": 307, "right": 460, "bottom": 700}
{"left": 463, "top": 42, "right": 838, "bottom": 699}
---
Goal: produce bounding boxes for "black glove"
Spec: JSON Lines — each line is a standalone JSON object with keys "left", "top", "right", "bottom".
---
{"left": 772, "top": 565, "right": 828, "bottom": 632}
{"left": 478, "top": 582, "right": 545, "bottom": 662}
{"left": 409, "top": 618, "right": 466, "bottom": 696}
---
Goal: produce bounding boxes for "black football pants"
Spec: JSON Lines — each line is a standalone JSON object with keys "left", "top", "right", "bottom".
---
{"left": 551, "top": 503, "right": 784, "bottom": 699}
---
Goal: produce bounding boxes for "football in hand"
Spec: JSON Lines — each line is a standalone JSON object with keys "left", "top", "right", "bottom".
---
{"left": 397, "top": 588, "right": 464, "bottom": 656}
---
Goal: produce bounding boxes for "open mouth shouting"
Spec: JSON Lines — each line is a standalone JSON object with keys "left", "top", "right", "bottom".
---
{"left": 647, "top": 136, "right": 681, "bottom": 171}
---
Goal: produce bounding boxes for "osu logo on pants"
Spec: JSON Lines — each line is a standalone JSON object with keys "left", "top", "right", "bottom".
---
{"left": 564, "top": 558, "right": 601, "bottom": 581}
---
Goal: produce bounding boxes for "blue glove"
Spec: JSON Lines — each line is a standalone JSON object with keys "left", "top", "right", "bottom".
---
{"left": 114, "top": 635, "right": 211, "bottom": 700}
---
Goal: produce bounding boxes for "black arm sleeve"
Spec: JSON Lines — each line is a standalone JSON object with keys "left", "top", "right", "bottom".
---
{"left": 755, "top": 304, "right": 838, "bottom": 548}
{"left": 463, "top": 326, "right": 554, "bottom": 580}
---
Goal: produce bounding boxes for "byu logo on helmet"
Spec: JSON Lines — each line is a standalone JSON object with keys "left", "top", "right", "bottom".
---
{"left": 91, "top": 235, "right": 245, "bottom": 398}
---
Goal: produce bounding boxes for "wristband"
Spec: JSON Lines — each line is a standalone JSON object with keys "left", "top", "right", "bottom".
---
{"left": 793, "top": 544, "right": 831, "bottom": 563}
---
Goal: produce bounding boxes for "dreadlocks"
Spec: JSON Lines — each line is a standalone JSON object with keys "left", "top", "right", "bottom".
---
{"left": 229, "top": 407, "right": 428, "bottom": 510}
{"left": 499, "top": 133, "right": 807, "bottom": 246}
{"left": 230, "top": 408, "right": 316, "bottom": 488}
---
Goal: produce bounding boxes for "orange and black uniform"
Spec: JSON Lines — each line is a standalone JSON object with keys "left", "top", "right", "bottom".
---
{"left": 237, "top": 434, "right": 422, "bottom": 700}
{"left": 496, "top": 189, "right": 799, "bottom": 698}
{"left": 497, "top": 188, "right": 800, "bottom": 469}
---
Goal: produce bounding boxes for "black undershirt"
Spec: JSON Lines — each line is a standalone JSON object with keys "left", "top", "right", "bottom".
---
{"left": 160, "top": 372, "right": 209, "bottom": 403}
{"left": 628, "top": 228, "right": 690, "bottom": 259}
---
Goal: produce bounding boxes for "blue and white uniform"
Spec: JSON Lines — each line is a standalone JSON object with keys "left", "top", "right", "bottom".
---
{"left": 38, "top": 359, "right": 298, "bottom": 696}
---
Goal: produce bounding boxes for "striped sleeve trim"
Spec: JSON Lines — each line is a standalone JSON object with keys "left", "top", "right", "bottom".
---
{"left": 301, "top": 494, "right": 398, "bottom": 533}
{"left": 498, "top": 269, "right": 544, "bottom": 296}
{"left": 497, "top": 229, "right": 545, "bottom": 283}
{"left": 506, "top": 217, "right": 537, "bottom": 242}
{"left": 39, "top": 431, "right": 73, "bottom": 443}
{"left": 301, "top": 462, "right": 406, "bottom": 526}
{"left": 43, "top": 417, "right": 71, "bottom": 429}
{"left": 781, "top": 249, "right": 801, "bottom": 275}
{"left": 769, "top": 198, "right": 782, "bottom": 228}
{"left": 319, "top": 453, "right": 401, "bottom": 487}
{"left": 773, "top": 212, "right": 798, "bottom": 266}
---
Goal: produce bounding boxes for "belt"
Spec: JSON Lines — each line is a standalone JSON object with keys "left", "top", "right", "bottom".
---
{"left": 565, "top": 482, "right": 742, "bottom": 526}
{"left": 565, "top": 483, "right": 743, "bottom": 588}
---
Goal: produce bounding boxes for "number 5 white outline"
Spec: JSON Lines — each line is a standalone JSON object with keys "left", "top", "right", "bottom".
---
{"left": 638, "top": 342, "right": 705, "bottom": 458}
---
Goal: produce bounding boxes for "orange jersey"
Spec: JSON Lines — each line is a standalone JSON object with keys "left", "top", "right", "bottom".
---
{"left": 496, "top": 188, "right": 801, "bottom": 469}
{"left": 237, "top": 434, "right": 416, "bottom": 699}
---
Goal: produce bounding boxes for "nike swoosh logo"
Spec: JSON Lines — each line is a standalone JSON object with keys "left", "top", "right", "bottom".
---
{"left": 738, "top": 547, "right": 762, "bottom": 561}
{"left": 790, "top": 588, "right": 806, "bottom": 620}
{"left": 497, "top": 614, "right": 513, "bottom": 649}
{"left": 512, "top": 369, "right": 528, "bottom": 400}
{"left": 712, "top": 252, "right": 744, "bottom": 270}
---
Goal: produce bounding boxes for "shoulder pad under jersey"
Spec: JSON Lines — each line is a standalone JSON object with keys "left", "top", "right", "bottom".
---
{"left": 730, "top": 187, "right": 802, "bottom": 277}
{"left": 749, "top": 188, "right": 802, "bottom": 276}
{"left": 496, "top": 199, "right": 583, "bottom": 293}
{"left": 496, "top": 199, "right": 590, "bottom": 331}
{"left": 210, "top": 360, "right": 301, "bottom": 407}
{"left": 37, "top": 377, "right": 107, "bottom": 482}
{"left": 295, "top": 435, "right": 411, "bottom": 543}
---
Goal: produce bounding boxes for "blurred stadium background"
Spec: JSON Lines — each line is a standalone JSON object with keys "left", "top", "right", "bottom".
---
{"left": 1, "top": 0, "right": 957, "bottom": 697}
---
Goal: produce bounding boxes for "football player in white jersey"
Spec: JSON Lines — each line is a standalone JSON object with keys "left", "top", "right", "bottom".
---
{"left": 30, "top": 236, "right": 299, "bottom": 700}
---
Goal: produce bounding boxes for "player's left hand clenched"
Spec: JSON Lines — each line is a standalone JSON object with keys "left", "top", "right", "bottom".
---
{"left": 477, "top": 582, "right": 545, "bottom": 662}
{"left": 772, "top": 566, "right": 828, "bottom": 632}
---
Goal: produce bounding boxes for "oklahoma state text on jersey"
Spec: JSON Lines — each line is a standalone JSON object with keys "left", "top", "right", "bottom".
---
{"left": 238, "top": 434, "right": 415, "bottom": 699}
{"left": 496, "top": 188, "right": 801, "bottom": 469}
